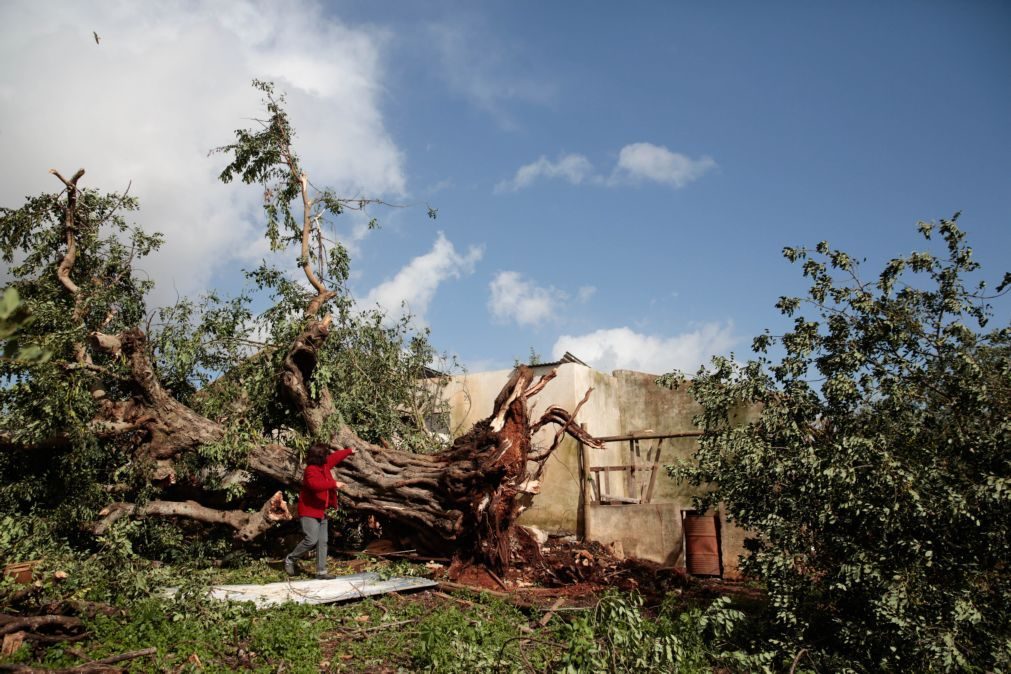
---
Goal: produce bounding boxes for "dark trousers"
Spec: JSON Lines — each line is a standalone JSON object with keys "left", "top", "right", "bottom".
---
{"left": 286, "top": 516, "right": 328, "bottom": 574}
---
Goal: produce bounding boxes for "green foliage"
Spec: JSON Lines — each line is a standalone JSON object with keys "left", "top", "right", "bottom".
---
{"left": 215, "top": 80, "right": 305, "bottom": 253}
{"left": 203, "top": 79, "right": 454, "bottom": 453}
{"left": 514, "top": 346, "right": 543, "bottom": 368}
{"left": 320, "top": 310, "right": 453, "bottom": 451}
{"left": 413, "top": 598, "right": 546, "bottom": 673}
{"left": 663, "top": 216, "right": 1011, "bottom": 671}
{"left": 149, "top": 292, "right": 254, "bottom": 403}
{"left": 1, "top": 531, "right": 765, "bottom": 674}
{"left": 0, "top": 287, "right": 49, "bottom": 363}
{"left": 21, "top": 595, "right": 335, "bottom": 672}
{"left": 0, "top": 182, "right": 161, "bottom": 536}
{"left": 551, "top": 591, "right": 767, "bottom": 674}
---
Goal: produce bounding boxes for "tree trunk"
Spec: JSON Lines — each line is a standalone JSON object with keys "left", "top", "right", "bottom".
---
{"left": 88, "top": 318, "right": 598, "bottom": 572}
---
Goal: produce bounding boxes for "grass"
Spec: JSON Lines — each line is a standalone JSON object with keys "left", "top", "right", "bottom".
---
{"left": 1, "top": 551, "right": 769, "bottom": 673}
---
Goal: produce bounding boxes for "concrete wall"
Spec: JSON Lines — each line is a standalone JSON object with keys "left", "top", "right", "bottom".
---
{"left": 442, "top": 363, "right": 748, "bottom": 575}
{"left": 585, "top": 503, "right": 683, "bottom": 566}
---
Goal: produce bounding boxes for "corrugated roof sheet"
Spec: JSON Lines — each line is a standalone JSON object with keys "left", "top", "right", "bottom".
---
{"left": 172, "top": 573, "right": 437, "bottom": 607}
{"left": 527, "top": 351, "right": 588, "bottom": 368}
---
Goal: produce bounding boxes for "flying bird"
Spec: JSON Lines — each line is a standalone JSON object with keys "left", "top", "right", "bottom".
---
{"left": 93, "top": 31, "right": 101, "bottom": 45}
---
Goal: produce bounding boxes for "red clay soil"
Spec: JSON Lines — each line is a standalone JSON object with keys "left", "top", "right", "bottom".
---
{"left": 450, "top": 563, "right": 508, "bottom": 591}
{"left": 436, "top": 533, "right": 765, "bottom": 611}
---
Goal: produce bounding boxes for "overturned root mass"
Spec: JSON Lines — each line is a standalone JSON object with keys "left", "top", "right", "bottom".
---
{"left": 86, "top": 318, "right": 599, "bottom": 571}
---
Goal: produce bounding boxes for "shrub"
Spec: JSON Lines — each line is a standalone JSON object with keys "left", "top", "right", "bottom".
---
{"left": 663, "top": 216, "right": 1011, "bottom": 671}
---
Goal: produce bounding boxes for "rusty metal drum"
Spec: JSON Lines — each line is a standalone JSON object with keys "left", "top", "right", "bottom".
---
{"left": 682, "top": 511, "right": 722, "bottom": 577}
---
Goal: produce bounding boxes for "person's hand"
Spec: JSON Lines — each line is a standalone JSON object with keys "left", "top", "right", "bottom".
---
{"left": 346, "top": 446, "right": 355, "bottom": 455}
{"left": 335, "top": 481, "right": 347, "bottom": 489}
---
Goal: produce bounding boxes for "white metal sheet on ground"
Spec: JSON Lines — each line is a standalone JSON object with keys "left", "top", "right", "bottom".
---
{"left": 200, "top": 573, "right": 436, "bottom": 607}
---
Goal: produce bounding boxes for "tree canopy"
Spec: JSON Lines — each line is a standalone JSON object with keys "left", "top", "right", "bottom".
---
{"left": 662, "top": 216, "right": 1010, "bottom": 671}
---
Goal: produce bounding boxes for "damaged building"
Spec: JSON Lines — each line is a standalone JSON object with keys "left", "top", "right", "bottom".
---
{"left": 438, "top": 354, "right": 750, "bottom": 578}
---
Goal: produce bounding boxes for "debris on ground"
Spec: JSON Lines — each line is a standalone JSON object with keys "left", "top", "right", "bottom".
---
{"left": 509, "top": 534, "right": 690, "bottom": 601}
{"left": 165, "top": 572, "right": 436, "bottom": 607}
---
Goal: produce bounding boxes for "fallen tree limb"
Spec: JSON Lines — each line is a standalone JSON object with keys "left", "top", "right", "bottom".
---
{"left": 0, "top": 615, "right": 82, "bottom": 637}
{"left": 68, "top": 646, "right": 158, "bottom": 672}
{"left": 5, "top": 106, "right": 612, "bottom": 580}
{"left": 95, "top": 491, "right": 290, "bottom": 541}
{"left": 535, "top": 597, "right": 565, "bottom": 628}
{"left": 0, "top": 646, "right": 157, "bottom": 673}
{"left": 36, "top": 602, "right": 121, "bottom": 620}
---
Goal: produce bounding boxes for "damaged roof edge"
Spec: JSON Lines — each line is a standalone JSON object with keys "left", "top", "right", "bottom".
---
{"left": 527, "top": 351, "right": 588, "bottom": 369}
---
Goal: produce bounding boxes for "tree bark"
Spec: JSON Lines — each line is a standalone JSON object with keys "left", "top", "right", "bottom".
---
{"left": 77, "top": 317, "right": 598, "bottom": 570}
{"left": 88, "top": 321, "right": 597, "bottom": 570}
{"left": 262, "top": 318, "right": 598, "bottom": 568}
{"left": 95, "top": 492, "right": 291, "bottom": 541}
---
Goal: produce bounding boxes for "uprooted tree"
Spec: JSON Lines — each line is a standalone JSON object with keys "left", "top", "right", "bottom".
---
{"left": 0, "top": 80, "right": 599, "bottom": 572}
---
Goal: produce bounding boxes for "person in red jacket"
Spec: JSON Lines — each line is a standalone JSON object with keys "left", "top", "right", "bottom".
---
{"left": 284, "top": 443, "right": 354, "bottom": 579}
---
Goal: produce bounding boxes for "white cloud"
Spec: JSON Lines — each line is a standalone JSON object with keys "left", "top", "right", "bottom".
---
{"left": 576, "top": 285, "right": 596, "bottom": 303}
{"left": 494, "top": 154, "right": 594, "bottom": 193}
{"left": 427, "top": 21, "right": 554, "bottom": 129}
{"left": 498, "top": 143, "right": 716, "bottom": 192}
{"left": 552, "top": 323, "right": 736, "bottom": 375}
{"left": 0, "top": 0, "right": 405, "bottom": 307}
{"left": 609, "top": 143, "right": 716, "bottom": 188}
{"left": 488, "top": 271, "right": 566, "bottom": 327}
{"left": 364, "top": 232, "right": 483, "bottom": 325}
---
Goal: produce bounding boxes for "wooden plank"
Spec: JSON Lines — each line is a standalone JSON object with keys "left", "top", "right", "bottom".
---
{"left": 595, "top": 430, "right": 703, "bottom": 443}
{"left": 588, "top": 464, "right": 641, "bottom": 472}
{"left": 643, "top": 438, "right": 662, "bottom": 504}
{"left": 580, "top": 429, "right": 594, "bottom": 518}
{"left": 438, "top": 581, "right": 509, "bottom": 599}
{"left": 627, "top": 439, "right": 637, "bottom": 501}
{"left": 600, "top": 494, "right": 640, "bottom": 504}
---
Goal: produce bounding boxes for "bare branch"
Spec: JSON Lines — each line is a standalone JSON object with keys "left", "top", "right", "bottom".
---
{"left": 50, "top": 169, "right": 86, "bottom": 300}
{"left": 95, "top": 491, "right": 291, "bottom": 541}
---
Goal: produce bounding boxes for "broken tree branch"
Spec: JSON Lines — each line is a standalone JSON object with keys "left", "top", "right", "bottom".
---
{"left": 0, "top": 646, "right": 157, "bottom": 673}
{"left": 95, "top": 492, "right": 291, "bottom": 541}
{"left": 299, "top": 172, "right": 336, "bottom": 318}
{"left": 51, "top": 168, "right": 86, "bottom": 299}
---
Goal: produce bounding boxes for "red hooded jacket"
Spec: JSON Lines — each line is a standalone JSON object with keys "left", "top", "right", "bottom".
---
{"left": 297, "top": 448, "right": 354, "bottom": 518}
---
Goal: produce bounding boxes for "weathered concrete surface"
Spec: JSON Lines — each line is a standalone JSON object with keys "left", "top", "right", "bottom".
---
{"left": 441, "top": 362, "right": 750, "bottom": 576}
{"left": 585, "top": 503, "right": 683, "bottom": 566}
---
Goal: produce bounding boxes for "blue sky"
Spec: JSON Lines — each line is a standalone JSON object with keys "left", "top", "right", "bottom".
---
{"left": 1, "top": 1, "right": 1008, "bottom": 374}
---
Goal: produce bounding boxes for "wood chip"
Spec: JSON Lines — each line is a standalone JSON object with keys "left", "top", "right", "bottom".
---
{"left": 1, "top": 631, "right": 25, "bottom": 656}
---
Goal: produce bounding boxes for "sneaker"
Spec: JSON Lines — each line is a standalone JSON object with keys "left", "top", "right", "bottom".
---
{"left": 315, "top": 572, "right": 337, "bottom": 580}
{"left": 284, "top": 557, "right": 297, "bottom": 577}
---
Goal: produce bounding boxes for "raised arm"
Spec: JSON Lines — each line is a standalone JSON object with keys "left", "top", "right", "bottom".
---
{"left": 325, "top": 447, "right": 354, "bottom": 470}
